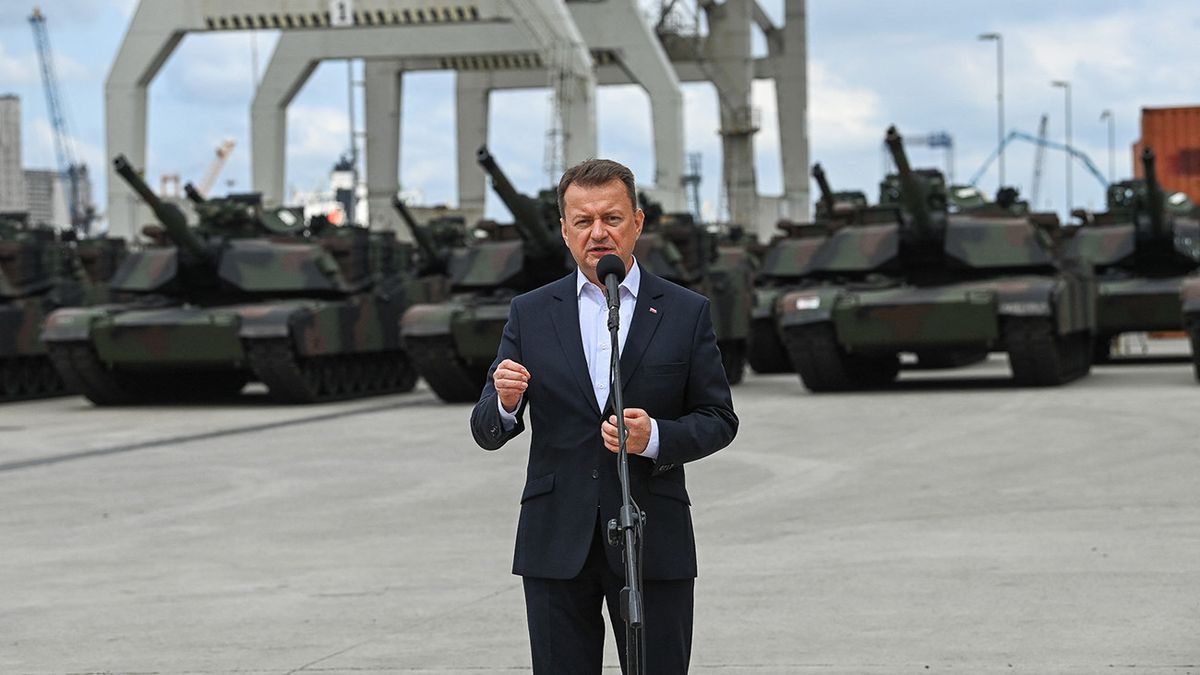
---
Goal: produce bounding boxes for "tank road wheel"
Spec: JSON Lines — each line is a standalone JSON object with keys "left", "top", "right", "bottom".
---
{"left": 782, "top": 323, "right": 899, "bottom": 392}
{"left": 391, "top": 351, "right": 420, "bottom": 393}
{"left": 718, "top": 339, "right": 747, "bottom": 385}
{"left": 747, "top": 318, "right": 793, "bottom": 374}
{"left": 245, "top": 339, "right": 322, "bottom": 403}
{"left": 35, "top": 358, "right": 66, "bottom": 396}
{"left": 1004, "top": 317, "right": 1092, "bottom": 386}
{"left": 404, "top": 335, "right": 486, "bottom": 403}
{"left": 245, "top": 339, "right": 421, "bottom": 403}
{"left": 45, "top": 342, "right": 156, "bottom": 405}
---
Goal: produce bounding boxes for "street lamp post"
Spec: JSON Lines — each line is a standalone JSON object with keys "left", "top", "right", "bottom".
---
{"left": 1100, "top": 109, "right": 1115, "bottom": 182}
{"left": 1052, "top": 80, "right": 1072, "bottom": 211}
{"left": 978, "top": 32, "right": 1004, "bottom": 191}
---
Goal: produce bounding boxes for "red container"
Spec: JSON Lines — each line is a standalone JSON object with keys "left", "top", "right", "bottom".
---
{"left": 1133, "top": 105, "right": 1200, "bottom": 202}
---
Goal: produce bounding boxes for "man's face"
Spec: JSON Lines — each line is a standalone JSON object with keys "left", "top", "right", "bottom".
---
{"left": 560, "top": 179, "right": 644, "bottom": 285}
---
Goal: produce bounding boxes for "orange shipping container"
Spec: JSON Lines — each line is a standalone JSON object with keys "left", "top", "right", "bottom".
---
{"left": 1132, "top": 105, "right": 1200, "bottom": 203}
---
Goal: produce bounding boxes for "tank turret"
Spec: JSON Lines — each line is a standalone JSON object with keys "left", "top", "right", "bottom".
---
{"left": 476, "top": 145, "right": 559, "bottom": 261}
{"left": 183, "top": 182, "right": 206, "bottom": 205}
{"left": 1140, "top": 147, "right": 1168, "bottom": 241}
{"left": 812, "top": 163, "right": 836, "bottom": 220}
{"left": 883, "top": 127, "right": 946, "bottom": 254}
{"left": 113, "top": 154, "right": 208, "bottom": 261}
{"left": 391, "top": 196, "right": 445, "bottom": 275}
{"left": 43, "top": 158, "right": 429, "bottom": 405}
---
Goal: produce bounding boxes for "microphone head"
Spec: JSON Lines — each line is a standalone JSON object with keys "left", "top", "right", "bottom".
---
{"left": 596, "top": 254, "right": 626, "bottom": 284}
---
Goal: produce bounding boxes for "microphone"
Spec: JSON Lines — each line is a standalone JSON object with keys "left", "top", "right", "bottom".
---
{"left": 596, "top": 254, "right": 626, "bottom": 311}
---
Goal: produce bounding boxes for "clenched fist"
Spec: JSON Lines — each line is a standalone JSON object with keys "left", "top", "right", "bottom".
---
{"left": 493, "top": 359, "right": 530, "bottom": 412}
{"left": 601, "top": 408, "right": 652, "bottom": 455}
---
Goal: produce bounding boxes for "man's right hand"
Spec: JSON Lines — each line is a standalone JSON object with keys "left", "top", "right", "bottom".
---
{"left": 494, "top": 359, "right": 530, "bottom": 413}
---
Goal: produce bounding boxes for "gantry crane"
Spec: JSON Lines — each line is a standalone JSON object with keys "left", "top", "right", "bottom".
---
{"left": 1029, "top": 114, "right": 1049, "bottom": 209}
{"left": 969, "top": 129, "right": 1108, "bottom": 192}
{"left": 195, "top": 139, "right": 236, "bottom": 197}
{"left": 29, "top": 7, "right": 93, "bottom": 233}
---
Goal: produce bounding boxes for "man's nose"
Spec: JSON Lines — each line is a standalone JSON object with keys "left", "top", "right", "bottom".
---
{"left": 588, "top": 220, "right": 607, "bottom": 239}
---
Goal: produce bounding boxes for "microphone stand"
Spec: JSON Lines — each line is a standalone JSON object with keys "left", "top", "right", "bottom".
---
{"left": 603, "top": 274, "right": 647, "bottom": 675}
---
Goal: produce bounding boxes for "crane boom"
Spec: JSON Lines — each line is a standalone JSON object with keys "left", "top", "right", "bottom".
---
{"left": 969, "top": 129, "right": 1108, "bottom": 191}
{"left": 1029, "top": 114, "right": 1049, "bottom": 209}
{"left": 196, "top": 139, "right": 236, "bottom": 197}
{"left": 29, "top": 7, "right": 91, "bottom": 233}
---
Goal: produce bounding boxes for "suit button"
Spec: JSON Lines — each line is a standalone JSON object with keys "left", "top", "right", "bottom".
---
{"left": 489, "top": 426, "right": 498, "bottom": 435}
{"left": 591, "top": 469, "right": 599, "bottom": 479}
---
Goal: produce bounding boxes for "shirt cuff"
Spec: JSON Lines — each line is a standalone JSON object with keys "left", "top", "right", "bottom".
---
{"left": 498, "top": 395, "right": 521, "bottom": 430}
{"left": 642, "top": 418, "right": 660, "bottom": 460}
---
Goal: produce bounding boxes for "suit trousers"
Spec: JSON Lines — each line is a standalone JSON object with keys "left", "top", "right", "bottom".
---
{"left": 521, "top": 513, "right": 695, "bottom": 675}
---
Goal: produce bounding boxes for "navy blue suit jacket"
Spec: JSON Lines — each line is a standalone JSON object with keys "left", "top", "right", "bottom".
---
{"left": 470, "top": 270, "right": 738, "bottom": 581}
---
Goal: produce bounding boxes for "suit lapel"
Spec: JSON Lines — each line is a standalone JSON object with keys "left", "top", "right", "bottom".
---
{"left": 550, "top": 274, "right": 602, "bottom": 417}
{"left": 619, "top": 271, "right": 666, "bottom": 391}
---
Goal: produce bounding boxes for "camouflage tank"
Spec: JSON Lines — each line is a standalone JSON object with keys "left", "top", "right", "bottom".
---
{"left": 1065, "top": 148, "right": 1200, "bottom": 365}
{"left": 633, "top": 196, "right": 755, "bottom": 384}
{"left": 41, "top": 155, "right": 429, "bottom": 404}
{"left": 775, "top": 126, "right": 1097, "bottom": 391}
{"left": 745, "top": 163, "right": 891, "bottom": 374}
{"left": 399, "top": 146, "right": 574, "bottom": 402}
{"left": 0, "top": 215, "right": 126, "bottom": 401}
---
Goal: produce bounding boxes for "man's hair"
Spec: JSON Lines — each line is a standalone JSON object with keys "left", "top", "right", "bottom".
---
{"left": 557, "top": 159, "right": 638, "bottom": 216}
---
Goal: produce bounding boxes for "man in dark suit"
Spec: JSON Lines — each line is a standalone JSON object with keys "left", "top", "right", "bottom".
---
{"left": 470, "top": 158, "right": 738, "bottom": 674}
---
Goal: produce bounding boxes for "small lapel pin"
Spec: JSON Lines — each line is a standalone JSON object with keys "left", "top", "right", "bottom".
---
{"left": 649, "top": 307, "right": 658, "bottom": 314}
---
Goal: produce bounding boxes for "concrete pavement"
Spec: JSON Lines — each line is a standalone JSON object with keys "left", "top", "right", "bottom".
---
{"left": 2, "top": 351, "right": 1197, "bottom": 673}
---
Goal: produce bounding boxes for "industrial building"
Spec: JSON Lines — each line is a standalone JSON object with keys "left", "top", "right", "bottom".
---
{"left": 0, "top": 95, "right": 26, "bottom": 215}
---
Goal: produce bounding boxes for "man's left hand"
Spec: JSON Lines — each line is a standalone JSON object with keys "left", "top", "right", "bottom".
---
{"left": 601, "top": 408, "right": 652, "bottom": 455}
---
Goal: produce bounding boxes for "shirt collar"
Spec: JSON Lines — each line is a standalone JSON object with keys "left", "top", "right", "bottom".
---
{"left": 576, "top": 258, "right": 641, "bottom": 300}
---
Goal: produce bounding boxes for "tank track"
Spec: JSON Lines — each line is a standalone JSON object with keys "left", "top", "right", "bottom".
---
{"left": 404, "top": 334, "right": 486, "bottom": 403}
{"left": 1184, "top": 315, "right": 1200, "bottom": 382}
{"left": 781, "top": 323, "right": 899, "bottom": 392}
{"left": 747, "top": 318, "right": 793, "bottom": 374}
{"left": 46, "top": 342, "right": 141, "bottom": 405}
{"left": 244, "top": 339, "right": 419, "bottom": 404}
{"left": 1004, "top": 317, "right": 1092, "bottom": 386}
{"left": 46, "top": 342, "right": 251, "bottom": 405}
{"left": 0, "top": 355, "right": 69, "bottom": 403}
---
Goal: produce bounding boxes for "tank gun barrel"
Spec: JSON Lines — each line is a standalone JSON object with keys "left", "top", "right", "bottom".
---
{"left": 113, "top": 155, "right": 209, "bottom": 260}
{"left": 884, "top": 126, "right": 934, "bottom": 237}
{"left": 476, "top": 145, "right": 557, "bottom": 258}
{"left": 812, "top": 163, "right": 835, "bottom": 217}
{"left": 1141, "top": 147, "right": 1167, "bottom": 239}
{"left": 183, "top": 182, "right": 205, "bottom": 205}
{"left": 391, "top": 196, "right": 442, "bottom": 269}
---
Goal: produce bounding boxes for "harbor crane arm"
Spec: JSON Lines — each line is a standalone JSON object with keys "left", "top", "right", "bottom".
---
{"left": 29, "top": 7, "right": 92, "bottom": 233}
{"left": 970, "top": 129, "right": 1108, "bottom": 190}
{"left": 196, "top": 139, "right": 236, "bottom": 197}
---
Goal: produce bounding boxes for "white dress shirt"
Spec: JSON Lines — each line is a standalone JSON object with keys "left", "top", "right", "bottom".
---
{"left": 498, "top": 260, "right": 661, "bottom": 459}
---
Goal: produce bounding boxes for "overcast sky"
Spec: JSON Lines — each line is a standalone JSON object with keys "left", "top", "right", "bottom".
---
{"left": 1, "top": 0, "right": 1196, "bottom": 228}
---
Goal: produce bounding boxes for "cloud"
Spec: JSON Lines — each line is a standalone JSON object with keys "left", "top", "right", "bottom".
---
{"left": 0, "top": 43, "right": 39, "bottom": 86}
{"left": 0, "top": 3, "right": 104, "bottom": 27}
{"left": 287, "top": 104, "right": 351, "bottom": 162}
{"left": 161, "top": 32, "right": 263, "bottom": 105}
{"left": 806, "top": 62, "right": 885, "bottom": 150}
